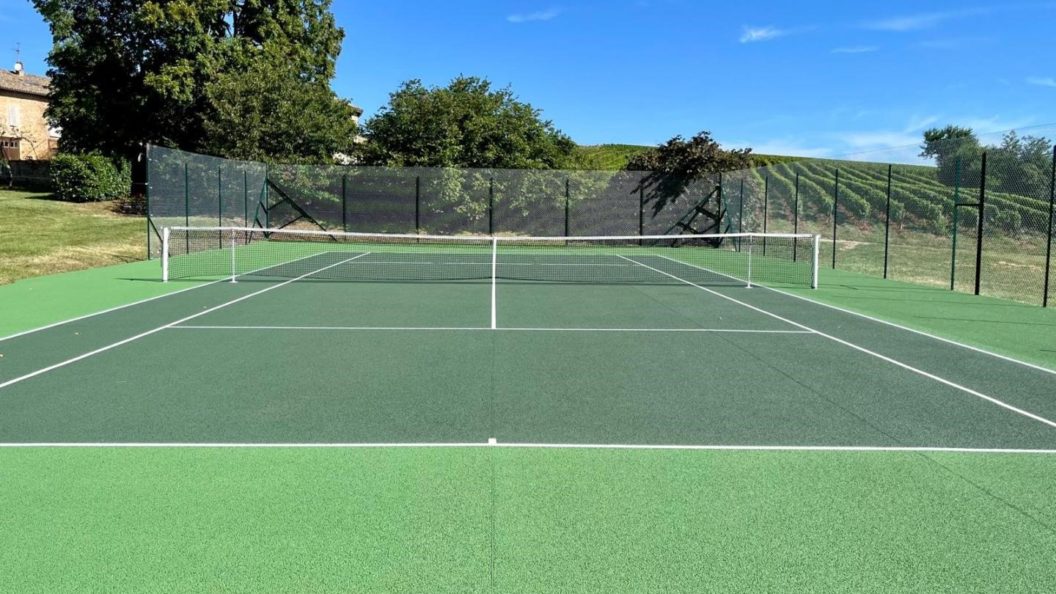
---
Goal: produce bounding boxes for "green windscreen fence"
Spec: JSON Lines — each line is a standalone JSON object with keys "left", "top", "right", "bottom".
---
{"left": 148, "top": 139, "right": 1056, "bottom": 306}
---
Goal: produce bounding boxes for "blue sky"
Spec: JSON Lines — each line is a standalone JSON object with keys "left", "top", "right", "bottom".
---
{"left": 4, "top": 0, "right": 1055, "bottom": 161}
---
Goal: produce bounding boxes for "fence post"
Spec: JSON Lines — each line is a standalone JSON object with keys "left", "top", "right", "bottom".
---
{"left": 564, "top": 177, "right": 571, "bottom": 237}
{"left": 883, "top": 164, "right": 892, "bottom": 279}
{"left": 832, "top": 168, "right": 839, "bottom": 269}
{"left": 183, "top": 162, "right": 190, "bottom": 254}
{"left": 263, "top": 163, "right": 269, "bottom": 229}
{"left": 638, "top": 186, "right": 644, "bottom": 245}
{"left": 717, "top": 172, "right": 724, "bottom": 233}
{"left": 217, "top": 165, "right": 223, "bottom": 248}
{"left": 974, "top": 152, "right": 987, "bottom": 296}
{"left": 145, "top": 146, "right": 152, "bottom": 260}
{"left": 793, "top": 172, "right": 799, "bottom": 262}
{"left": 488, "top": 177, "right": 494, "bottom": 235}
{"left": 1044, "top": 145, "right": 1055, "bottom": 307}
{"left": 762, "top": 174, "right": 769, "bottom": 256}
{"left": 341, "top": 174, "right": 348, "bottom": 232}
{"left": 737, "top": 177, "right": 745, "bottom": 251}
{"left": 950, "top": 156, "right": 961, "bottom": 290}
{"left": 243, "top": 170, "right": 248, "bottom": 229}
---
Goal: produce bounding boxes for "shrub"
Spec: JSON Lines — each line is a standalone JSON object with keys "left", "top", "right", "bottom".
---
{"left": 51, "top": 153, "right": 130, "bottom": 202}
{"left": 994, "top": 209, "right": 1022, "bottom": 234}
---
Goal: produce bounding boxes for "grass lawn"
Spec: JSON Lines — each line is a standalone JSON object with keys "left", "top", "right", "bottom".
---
{"left": 0, "top": 188, "right": 146, "bottom": 285}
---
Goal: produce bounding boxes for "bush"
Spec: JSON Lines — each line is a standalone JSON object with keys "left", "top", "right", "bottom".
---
{"left": 994, "top": 209, "right": 1022, "bottom": 234}
{"left": 51, "top": 153, "right": 130, "bottom": 202}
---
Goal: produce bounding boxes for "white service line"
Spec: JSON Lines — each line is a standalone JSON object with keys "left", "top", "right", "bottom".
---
{"left": 619, "top": 255, "right": 1056, "bottom": 431}
{"left": 0, "top": 253, "right": 371, "bottom": 392}
{"left": 0, "top": 441, "right": 1053, "bottom": 454}
{"left": 167, "top": 325, "right": 814, "bottom": 334}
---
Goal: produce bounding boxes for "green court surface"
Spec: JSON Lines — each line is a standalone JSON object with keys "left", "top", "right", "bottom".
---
{"left": 2, "top": 250, "right": 1056, "bottom": 591}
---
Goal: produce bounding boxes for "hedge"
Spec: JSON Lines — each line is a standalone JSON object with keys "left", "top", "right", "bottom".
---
{"left": 51, "top": 153, "right": 130, "bottom": 202}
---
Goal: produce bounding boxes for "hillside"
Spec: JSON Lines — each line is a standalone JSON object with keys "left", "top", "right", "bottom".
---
{"left": 574, "top": 144, "right": 800, "bottom": 170}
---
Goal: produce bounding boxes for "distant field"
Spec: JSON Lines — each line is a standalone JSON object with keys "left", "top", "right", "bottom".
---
{"left": 574, "top": 144, "right": 803, "bottom": 171}
{"left": 0, "top": 189, "right": 145, "bottom": 285}
{"left": 574, "top": 144, "right": 653, "bottom": 170}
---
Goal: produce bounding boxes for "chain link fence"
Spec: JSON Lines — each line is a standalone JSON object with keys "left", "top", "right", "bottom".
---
{"left": 148, "top": 135, "right": 1056, "bottom": 306}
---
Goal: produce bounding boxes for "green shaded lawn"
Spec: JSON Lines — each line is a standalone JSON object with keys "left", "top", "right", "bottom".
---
{"left": 0, "top": 189, "right": 146, "bottom": 285}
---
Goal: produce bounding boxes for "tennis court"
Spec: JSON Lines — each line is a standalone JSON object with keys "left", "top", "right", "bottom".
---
{"left": 2, "top": 227, "right": 1054, "bottom": 452}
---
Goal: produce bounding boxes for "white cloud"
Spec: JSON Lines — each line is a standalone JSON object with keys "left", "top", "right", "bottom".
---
{"left": 739, "top": 26, "right": 786, "bottom": 43}
{"left": 1027, "top": 76, "right": 1056, "bottom": 88}
{"left": 507, "top": 8, "right": 561, "bottom": 23}
{"left": 831, "top": 46, "right": 879, "bottom": 54}
{"left": 727, "top": 138, "right": 832, "bottom": 159}
{"left": 863, "top": 7, "right": 989, "bottom": 32}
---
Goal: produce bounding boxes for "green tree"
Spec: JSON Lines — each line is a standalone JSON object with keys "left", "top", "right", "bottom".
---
{"left": 987, "top": 131, "right": 1052, "bottom": 194}
{"left": 361, "top": 76, "right": 576, "bottom": 169}
{"left": 919, "top": 126, "right": 981, "bottom": 186}
{"left": 32, "top": 0, "right": 352, "bottom": 161}
{"left": 200, "top": 53, "right": 358, "bottom": 163}
{"left": 624, "top": 132, "right": 752, "bottom": 236}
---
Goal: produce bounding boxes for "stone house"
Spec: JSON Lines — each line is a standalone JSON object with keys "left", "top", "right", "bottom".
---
{"left": 0, "top": 61, "right": 59, "bottom": 161}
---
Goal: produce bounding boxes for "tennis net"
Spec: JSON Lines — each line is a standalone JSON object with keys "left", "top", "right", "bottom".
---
{"left": 162, "top": 226, "right": 819, "bottom": 289}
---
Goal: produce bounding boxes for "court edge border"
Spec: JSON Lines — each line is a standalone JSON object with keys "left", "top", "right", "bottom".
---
{"left": 0, "top": 442, "right": 1054, "bottom": 454}
{"left": 764, "top": 285, "right": 1056, "bottom": 377}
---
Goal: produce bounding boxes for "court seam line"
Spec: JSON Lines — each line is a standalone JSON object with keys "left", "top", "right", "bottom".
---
{"left": 658, "top": 254, "right": 1056, "bottom": 377}
{"left": 165, "top": 325, "right": 815, "bottom": 334}
{"left": 622, "top": 255, "right": 1056, "bottom": 431}
{"left": 0, "top": 253, "right": 371, "bottom": 392}
{"left": 0, "top": 250, "right": 332, "bottom": 344}
{"left": 0, "top": 442, "right": 1053, "bottom": 453}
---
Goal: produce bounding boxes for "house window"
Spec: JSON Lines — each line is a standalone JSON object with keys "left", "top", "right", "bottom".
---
{"left": 6, "top": 105, "right": 20, "bottom": 128}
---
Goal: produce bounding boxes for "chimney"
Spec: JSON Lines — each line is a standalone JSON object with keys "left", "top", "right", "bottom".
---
{"left": 13, "top": 61, "right": 24, "bottom": 76}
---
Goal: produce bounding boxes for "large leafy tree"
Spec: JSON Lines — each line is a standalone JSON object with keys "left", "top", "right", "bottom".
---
{"left": 361, "top": 76, "right": 576, "bottom": 169}
{"left": 32, "top": 0, "right": 355, "bottom": 161}
{"left": 625, "top": 132, "right": 751, "bottom": 235}
{"left": 919, "top": 125, "right": 982, "bottom": 186}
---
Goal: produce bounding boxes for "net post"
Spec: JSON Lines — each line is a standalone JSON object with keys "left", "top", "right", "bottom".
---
{"left": 229, "top": 230, "right": 237, "bottom": 283}
{"left": 488, "top": 177, "right": 494, "bottom": 235}
{"left": 746, "top": 234, "right": 753, "bottom": 289}
{"left": 1044, "top": 144, "right": 1054, "bottom": 307}
{"left": 490, "top": 237, "right": 498, "bottom": 329}
{"left": 162, "top": 227, "right": 170, "bottom": 282}
{"left": 974, "top": 152, "right": 987, "bottom": 296}
{"left": 812, "top": 234, "right": 820, "bottom": 289}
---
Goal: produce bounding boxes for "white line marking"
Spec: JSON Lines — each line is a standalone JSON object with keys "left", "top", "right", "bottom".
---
{"left": 661, "top": 254, "right": 1056, "bottom": 377}
{"left": 0, "top": 253, "right": 371, "bottom": 391}
{"left": 167, "top": 325, "right": 814, "bottom": 334}
{"left": 0, "top": 250, "right": 334, "bottom": 343}
{"left": 621, "top": 255, "right": 1056, "bottom": 431}
{"left": 0, "top": 442, "right": 1053, "bottom": 454}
